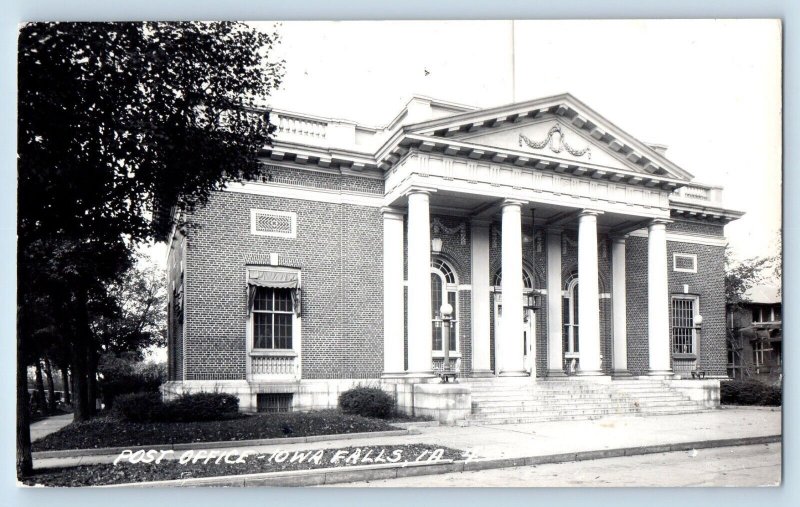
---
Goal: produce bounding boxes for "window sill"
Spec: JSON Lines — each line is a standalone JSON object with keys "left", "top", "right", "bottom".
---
{"left": 432, "top": 352, "right": 461, "bottom": 358}
{"left": 672, "top": 353, "right": 697, "bottom": 360}
{"left": 250, "top": 349, "right": 297, "bottom": 357}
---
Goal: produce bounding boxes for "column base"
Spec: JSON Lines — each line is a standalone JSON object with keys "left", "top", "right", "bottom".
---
{"left": 612, "top": 369, "right": 632, "bottom": 377}
{"left": 470, "top": 369, "right": 495, "bottom": 378}
{"left": 381, "top": 371, "right": 407, "bottom": 379}
{"left": 405, "top": 371, "right": 436, "bottom": 379}
{"left": 576, "top": 369, "right": 605, "bottom": 377}
{"left": 546, "top": 369, "right": 567, "bottom": 377}
{"left": 498, "top": 370, "right": 529, "bottom": 377}
{"left": 647, "top": 370, "right": 674, "bottom": 377}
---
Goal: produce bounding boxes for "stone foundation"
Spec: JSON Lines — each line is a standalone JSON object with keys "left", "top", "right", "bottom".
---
{"left": 666, "top": 378, "right": 721, "bottom": 408}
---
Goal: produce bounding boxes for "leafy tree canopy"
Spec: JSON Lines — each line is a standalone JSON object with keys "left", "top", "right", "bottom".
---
{"left": 18, "top": 21, "right": 284, "bottom": 248}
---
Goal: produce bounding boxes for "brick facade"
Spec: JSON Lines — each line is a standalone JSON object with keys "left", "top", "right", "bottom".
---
{"left": 171, "top": 181, "right": 732, "bottom": 383}
{"left": 177, "top": 167, "right": 385, "bottom": 381}
{"left": 625, "top": 218, "right": 728, "bottom": 376}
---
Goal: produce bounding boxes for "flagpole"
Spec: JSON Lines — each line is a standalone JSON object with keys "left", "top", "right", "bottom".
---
{"left": 511, "top": 19, "right": 516, "bottom": 103}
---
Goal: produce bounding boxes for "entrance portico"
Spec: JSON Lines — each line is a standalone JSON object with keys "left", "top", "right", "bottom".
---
{"left": 382, "top": 161, "right": 674, "bottom": 379}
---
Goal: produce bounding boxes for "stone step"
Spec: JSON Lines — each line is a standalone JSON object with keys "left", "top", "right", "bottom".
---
{"left": 472, "top": 399, "right": 702, "bottom": 413}
{"left": 465, "top": 409, "right": 708, "bottom": 426}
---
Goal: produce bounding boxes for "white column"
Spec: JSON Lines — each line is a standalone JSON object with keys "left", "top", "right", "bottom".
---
{"left": 406, "top": 189, "right": 435, "bottom": 377}
{"left": 648, "top": 219, "right": 673, "bottom": 376}
{"left": 499, "top": 200, "right": 526, "bottom": 376}
{"left": 382, "top": 208, "right": 405, "bottom": 377}
{"left": 470, "top": 220, "right": 493, "bottom": 377}
{"left": 611, "top": 236, "right": 630, "bottom": 376}
{"left": 577, "top": 210, "right": 603, "bottom": 376}
{"left": 546, "top": 227, "right": 565, "bottom": 376}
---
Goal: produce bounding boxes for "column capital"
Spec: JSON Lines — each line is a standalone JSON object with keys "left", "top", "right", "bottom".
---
{"left": 381, "top": 206, "right": 405, "bottom": 220}
{"left": 404, "top": 185, "right": 437, "bottom": 197}
{"left": 610, "top": 234, "right": 629, "bottom": 244}
{"left": 648, "top": 217, "right": 672, "bottom": 228}
{"left": 578, "top": 208, "right": 604, "bottom": 218}
{"left": 501, "top": 198, "right": 529, "bottom": 209}
{"left": 546, "top": 225, "right": 564, "bottom": 234}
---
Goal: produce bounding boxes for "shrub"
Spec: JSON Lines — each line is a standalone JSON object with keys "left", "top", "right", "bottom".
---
{"left": 166, "top": 392, "right": 240, "bottom": 422}
{"left": 99, "top": 354, "right": 167, "bottom": 409}
{"left": 113, "top": 391, "right": 240, "bottom": 423}
{"left": 720, "top": 380, "right": 782, "bottom": 406}
{"left": 113, "top": 392, "right": 167, "bottom": 422}
{"left": 339, "top": 386, "right": 394, "bottom": 419}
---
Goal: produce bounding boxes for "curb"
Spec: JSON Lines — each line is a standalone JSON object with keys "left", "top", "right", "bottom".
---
{"left": 102, "top": 434, "right": 781, "bottom": 488}
{"left": 32, "top": 428, "right": 418, "bottom": 460}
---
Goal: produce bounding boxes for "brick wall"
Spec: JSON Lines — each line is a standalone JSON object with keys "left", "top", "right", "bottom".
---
{"left": 667, "top": 241, "right": 727, "bottom": 376}
{"left": 625, "top": 218, "right": 728, "bottom": 376}
{"left": 668, "top": 219, "right": 725, "bottom": 237}
{"left": 166, "top": 230, "right": 186, "bottom": 381}
{"left": 181, "top": 169, "right": 385, "bottom": 380}
{"left": 625, "top": 235, "right": 650, "bottom": 374}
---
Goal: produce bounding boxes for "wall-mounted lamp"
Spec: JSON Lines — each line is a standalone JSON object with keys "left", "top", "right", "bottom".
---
{"left": 431, "top": 237, "right": 443, "bottom": 253}
{"left": 524, "top": 291, "right": 542, "bottom": 311}
{"left": 694, "top": 314, "right": 704, "bottom": 329}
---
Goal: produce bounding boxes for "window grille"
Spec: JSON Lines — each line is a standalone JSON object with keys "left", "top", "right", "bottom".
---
{"left": 257, "top": 393, "right": 293, "bottom": 413}
{"left": 671, "top": 297, "right": 696, "bottom": 354}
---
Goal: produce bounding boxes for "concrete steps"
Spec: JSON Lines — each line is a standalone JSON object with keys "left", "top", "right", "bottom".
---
{"left": 462, "top": 377, "right": 707, "bottom": 425}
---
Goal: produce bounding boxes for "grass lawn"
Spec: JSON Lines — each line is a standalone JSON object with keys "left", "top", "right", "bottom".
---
{"left": 23, "top": 444, "right": 464, "bottom": 487}
{"left": 32, "top": 410, "right": 399, "bottom": 452}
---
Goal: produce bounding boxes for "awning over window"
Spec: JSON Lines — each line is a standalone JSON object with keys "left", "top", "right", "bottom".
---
{"left": 247, "top": 269, "right": 299, "bottom": 289}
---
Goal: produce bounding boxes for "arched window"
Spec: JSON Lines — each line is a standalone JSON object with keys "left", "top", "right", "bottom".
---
{"left": 563, "top": 276, "right": 579, "bottom": 354}
{"left": 431, "top": 258, "right": 458, "bottom": 353}
{"left": 492, "top": 269, "right": 533, "bottom": 289}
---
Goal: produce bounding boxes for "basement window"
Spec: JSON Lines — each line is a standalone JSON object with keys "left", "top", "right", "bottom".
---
{"left": 257, "top": 393, "right": 293, "bottom": 413}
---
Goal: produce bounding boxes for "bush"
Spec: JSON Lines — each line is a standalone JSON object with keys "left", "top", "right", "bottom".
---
{"left": 721, "top": 380, "right": 782, "bottom": 406}
{"left": 113, "top": 392, "right": 167, "bottom": 422}
{"left": 99, "top": 354, "right": 167, "bottom": 409}
{"left": 166, "top": 392, "right": 240, "bottom": 422}
{"left": 113, "top": 391, "right": 240, "bottom": 423}
{"left": 339, "top": 386, "right": 394, "bottom": 419}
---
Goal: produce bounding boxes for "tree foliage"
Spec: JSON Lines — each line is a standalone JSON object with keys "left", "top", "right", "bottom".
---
{"left": 17, "top": 22, "right": 283, "bottom": 476}
{"left": 724, "top": 247, "right": 770, "bottom": 309}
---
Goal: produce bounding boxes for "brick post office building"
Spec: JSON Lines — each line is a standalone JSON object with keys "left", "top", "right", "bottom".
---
{"left": 162, "top": 94, "right": 743, "bottom": 423}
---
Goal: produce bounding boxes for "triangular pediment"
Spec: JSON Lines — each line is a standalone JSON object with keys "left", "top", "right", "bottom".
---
{"left": 454, "top": 118, "right": 637, "bottom": 173}
{"left": 403, "top": 93, "right": 694, "bottom": 181}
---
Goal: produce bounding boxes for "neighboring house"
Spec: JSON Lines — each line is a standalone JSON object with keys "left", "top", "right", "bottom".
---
{"left": 727, "top": 284, "right": 782, "bottom": 383}
{"left": 161, "top": 93, "right": 743, "bottom": 421}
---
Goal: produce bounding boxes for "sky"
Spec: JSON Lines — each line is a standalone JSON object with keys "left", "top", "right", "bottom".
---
{"left": 260, "top": 20, "right": 782, "bottom": 263}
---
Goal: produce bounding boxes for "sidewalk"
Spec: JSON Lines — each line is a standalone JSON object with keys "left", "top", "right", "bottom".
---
{"left": 30, "top": 413, "right": 73, "bottom": 442}
{"left": 33, "top": 407, "right": 781, "bottom": 470}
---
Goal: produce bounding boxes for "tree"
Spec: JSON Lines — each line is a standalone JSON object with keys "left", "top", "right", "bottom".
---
{"left": 17, "top": 21, "right": 283, "bottom": 477}
{"left": 91, "top": 253, "right": 168, "bottom": 358}
{"left": 724, "top": 248, "right": 773, "bottom": 380}
{"left": 724, "top": 248, "right": 769, "bottom": 308}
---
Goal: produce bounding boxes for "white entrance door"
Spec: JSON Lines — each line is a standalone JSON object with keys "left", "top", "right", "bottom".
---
{"left": 493, "top": 294, "right": 535, "bottom": 376}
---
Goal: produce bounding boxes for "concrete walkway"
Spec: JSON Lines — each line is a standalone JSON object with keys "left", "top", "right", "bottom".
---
{"left": 30, "top": 414, "right": 73, "bottom": 442}
{"left": 33, "top": 407, "right": 781, "bottom": 470}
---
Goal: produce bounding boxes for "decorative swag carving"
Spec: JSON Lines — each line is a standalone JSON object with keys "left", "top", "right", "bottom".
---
{"left": 519, "top": 124, "right": 592, "bottom": 160}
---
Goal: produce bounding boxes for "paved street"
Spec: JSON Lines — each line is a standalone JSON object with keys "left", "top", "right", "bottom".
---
{"left": 329, "top": 443, "right": 781, "bottom": 487}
